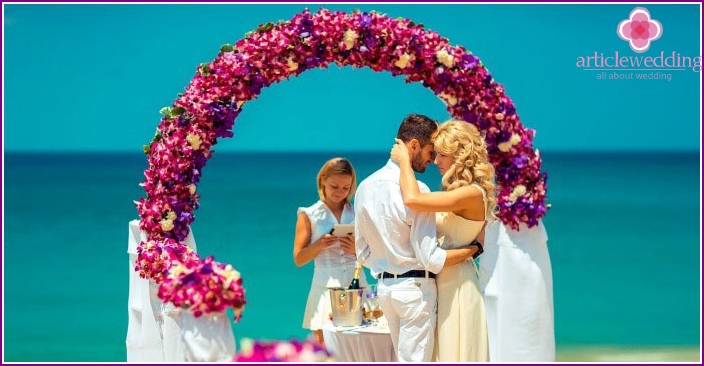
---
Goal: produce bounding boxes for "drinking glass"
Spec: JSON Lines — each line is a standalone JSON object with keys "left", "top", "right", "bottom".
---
{"left": 365, "top": 284, "right": 381, "bottom": 325}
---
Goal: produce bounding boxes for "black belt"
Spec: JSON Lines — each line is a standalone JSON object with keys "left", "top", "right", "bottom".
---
{"left": 378, "top": 270, "right": 436, "bottom": 279}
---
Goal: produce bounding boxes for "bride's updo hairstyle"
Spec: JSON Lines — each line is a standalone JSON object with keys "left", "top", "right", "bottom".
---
{"left": 433, "top": 120, "right": 497, "bottom": 218}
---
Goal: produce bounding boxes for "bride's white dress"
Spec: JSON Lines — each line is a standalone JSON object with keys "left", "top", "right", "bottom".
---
{"left": 432, "top": 186, "right": 490, "bottom": 362}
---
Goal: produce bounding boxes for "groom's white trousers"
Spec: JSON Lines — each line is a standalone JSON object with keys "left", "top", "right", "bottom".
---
{"left": 377, "top": 277, "right": 437, "bottom": 362}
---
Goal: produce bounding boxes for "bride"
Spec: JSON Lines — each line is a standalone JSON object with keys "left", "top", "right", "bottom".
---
{"left": 390, "top": 120, "right": 495, "bottom": 362}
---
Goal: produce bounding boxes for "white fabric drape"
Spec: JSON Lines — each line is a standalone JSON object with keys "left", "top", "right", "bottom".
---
{"left": 126, "top": 220, "right": 236, "bottom": 362}
{"left": 481, "top": 219, "right": 556, "bottom": 362}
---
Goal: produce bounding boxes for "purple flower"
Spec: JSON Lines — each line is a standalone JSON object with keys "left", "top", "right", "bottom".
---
{"left": 190, "top": 168, "right": 202, "bottom": 184}
{"left": 463, "top": 110, "right": 478, "bottom": 124}
{"left": 360, "top": 13, "right": 372, "bottom": 28}
{"left": 305, "top": 56, "right": 319, "bottom": 68}
{"left": 248, "top": 72, "right": 266, "bottom": 94}
{"left": 408, "top": 35, "right": 422, "bottom": 52}
{"left": 174, "top": 225, "right": 190, "bottom": 242}
{"left": 209, "top": 101, "right": 239, "bottom": 138}
{"left": 299, "top": 16, "right": 313, "bottom": 38}
{"left": 460, "top": 54, "right": 479, "bottom": 69}
{"left": 512, "top": 155, "right": 528, "bottom": 169}
{"left": 497, "top": 130, "right": 512, "bottom": 143}
{"left": 477, "top": 117, "right": 490, "bottom": 130}
{"left": 177, "top": 115, "right": 193, "bottom": 127}
{"left": 179, "top": 211, "right": 193, "bottom": 223}
{"left": 182, "top": 271, "right": 198, "bottom": 285}
{"left": 201, "top": 262, "right": 214, "bottom": 275}
{"left": 193, "top": 154, "right": 207, "bottom": 170}
{"left": 483, "top": 72, "right": 493, "bottom": 86}
{"left": 498, "top": 102, "right": 516, "bottom": 116}
{"left": 496, "top": 163, "right": 521, "bottom": 181}
{"left": 363, "top": 34, "right": 378, "bottom": 49}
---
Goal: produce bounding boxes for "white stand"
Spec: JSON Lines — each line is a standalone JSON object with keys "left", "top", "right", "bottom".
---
{"left": 126, "top": 220, "right": 236, "bottom": 362}
{"left": 481, "top": 219, "right": 556, "bottom": 362}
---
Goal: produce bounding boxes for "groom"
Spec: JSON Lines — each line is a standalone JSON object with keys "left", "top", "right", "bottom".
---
{"left": 354, "top": 113, "right": 478, "bottom": 362}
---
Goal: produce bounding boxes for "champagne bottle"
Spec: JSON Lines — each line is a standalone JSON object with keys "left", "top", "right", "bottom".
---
{"left": 348, "top": 263, "right": 362, "bottom": 290}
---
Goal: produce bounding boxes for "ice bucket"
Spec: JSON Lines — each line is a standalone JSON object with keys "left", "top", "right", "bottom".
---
{"left": 328, "top": 287, "right": 364, "bottom": 327}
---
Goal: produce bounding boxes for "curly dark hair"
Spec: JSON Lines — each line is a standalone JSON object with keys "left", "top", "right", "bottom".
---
{"left": 396, "top": 114, "right": 438, "bottom": 147}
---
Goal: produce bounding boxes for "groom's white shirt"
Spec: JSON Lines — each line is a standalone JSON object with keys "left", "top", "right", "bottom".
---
{"left": 354, "top": 159, "right": 446, "bottom": 276}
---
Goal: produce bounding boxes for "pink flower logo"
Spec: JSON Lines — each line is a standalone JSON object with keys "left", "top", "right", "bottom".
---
{"left": 617, "top": 7, "right": 663, "bottom": 53}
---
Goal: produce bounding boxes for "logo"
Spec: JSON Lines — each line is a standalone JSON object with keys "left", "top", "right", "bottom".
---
{"left": 617, "top": 7, "right": 662, "bottom": 53}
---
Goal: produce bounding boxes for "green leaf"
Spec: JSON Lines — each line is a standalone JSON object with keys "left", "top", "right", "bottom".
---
{"left": 159, "top": 107, "right": 172, "bottom": 116}
{"left": 142, "top": 144, "right": 150, "bottom": 155}
{"left": 257, "top": 22, "right": 274, "bottom": 33}
{"left": 220, "top": 44, "right": 234, "bottom": 53}
{"left": 198, "top": 63, "right": 211, "bottom": 76}
{"left": 170, "top": 106, "right": 186, "bottom": 117}
{"left": 408, "top": 21, "right": 415, "bottom": 27}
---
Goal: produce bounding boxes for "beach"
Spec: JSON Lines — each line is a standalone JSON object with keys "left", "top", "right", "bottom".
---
{"left": 556, "top": 346, "right": 701, "bottom": 362}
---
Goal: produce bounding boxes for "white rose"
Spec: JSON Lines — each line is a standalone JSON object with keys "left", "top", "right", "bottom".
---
{"left": 510, "top": 133, "right": 522, "bottom": 146}
{"left": 436, "top": 49, "right": 454, "bottom": 68}
{"left": 286, "top": 57, "right": 298, "bottom": 71}
{"left": 343, "top": 29, "right": 358, "bottom": 50}
{"left": 439, "top": 92, "right": 457, "bottom": 106}
{"left": 189, "top": 184, "right": 197, "bottom": 195}
{"left": 186, "top": 133, "right": 202, "bottom": 150}
{"left": 219, "top": 264, "right": 241, "bottom": 287}
{"left": 160, "top": 218, "right": 174, "bottom": 231}
{"left": 509, "top": 184, "right": 527, "bottom": 203}
{"left": 394, "top": 53, "right": 411, "bottom": 69}
{"left": 166, "top": 210, "right": 177, "bottom": 221}
{"left": 498, "top": 141, "right": 512, "bottom": 152}
{"left": 167, "top": 263, "right": 188, "bottom": 280}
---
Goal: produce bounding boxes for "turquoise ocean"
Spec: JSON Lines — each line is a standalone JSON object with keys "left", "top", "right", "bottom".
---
{"left": 2, "top": 151, "right": 701, "bottom": 362}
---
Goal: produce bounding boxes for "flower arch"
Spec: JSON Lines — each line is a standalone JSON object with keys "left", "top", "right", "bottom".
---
{"left": 135, "top": 8, "right": 549, "bottom": 319}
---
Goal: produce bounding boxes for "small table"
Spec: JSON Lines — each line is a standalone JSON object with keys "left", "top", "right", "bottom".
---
{"left": 322, "top": 321, "right": 397, "bottom": 362}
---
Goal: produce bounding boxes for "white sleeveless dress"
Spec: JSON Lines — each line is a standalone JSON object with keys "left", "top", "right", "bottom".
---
{"left": 432, "top": 185, "right": 490, "bottom": 362}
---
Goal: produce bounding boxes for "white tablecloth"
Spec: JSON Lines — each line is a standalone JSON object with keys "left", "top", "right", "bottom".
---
{"left": 126, "top": 220, "right": 236, "bottom": 362}
{"left": 322, "top": 321, "right": 397, "bottom": 362}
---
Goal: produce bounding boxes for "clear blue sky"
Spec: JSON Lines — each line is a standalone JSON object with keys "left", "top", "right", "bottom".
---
{"left": 2, "top": 3, "right": 701, "bottom": 152}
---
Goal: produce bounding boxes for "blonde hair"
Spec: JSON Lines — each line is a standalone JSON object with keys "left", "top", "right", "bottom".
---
{"left": 433, "top": 120, "right": 497, "bottom": 218}
{"left": 317, "top": 157, "right": 357, "bottom": 203}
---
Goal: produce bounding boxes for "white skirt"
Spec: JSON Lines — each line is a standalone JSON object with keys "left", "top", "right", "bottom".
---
{"left": 302, "top": 284, "right": 333, "bottom": 330}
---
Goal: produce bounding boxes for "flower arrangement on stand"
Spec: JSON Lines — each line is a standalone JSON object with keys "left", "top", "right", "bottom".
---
{"left": 158, "top": 256, "right": 247, "bottom": 321}
{"left": 135, "top": 6, "right": 549, "bottom": 323}
{"left": 233, "top": 338, "right": 334, "bottom": 362}
{"left": 135, "top": 238, "right": 200, "bottom": 284}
